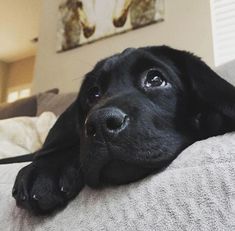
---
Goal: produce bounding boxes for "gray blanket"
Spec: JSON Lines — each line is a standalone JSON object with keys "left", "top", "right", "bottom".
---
{"left": 0, "top": 133, "right": 235, "bottom": 231}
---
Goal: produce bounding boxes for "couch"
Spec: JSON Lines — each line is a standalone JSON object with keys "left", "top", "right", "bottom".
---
{"left": 0, "top": 61, "right": 234, "bottom": 230}
{"left": 0, "top": 88, "right": 77, "bottom": 119}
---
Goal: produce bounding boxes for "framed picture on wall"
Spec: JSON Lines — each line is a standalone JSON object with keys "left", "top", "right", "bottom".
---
{"left": 56, "top": 0, "right": 165, "bottom": 52}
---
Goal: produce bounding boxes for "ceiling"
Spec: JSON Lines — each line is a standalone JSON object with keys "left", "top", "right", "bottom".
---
{"left": 0, "top": 0, "right": 41, "bottom": 63}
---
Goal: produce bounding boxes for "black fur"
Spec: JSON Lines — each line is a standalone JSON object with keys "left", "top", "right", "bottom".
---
{"left": 0, "top": 153, "right": 34, "bottom": 164}
{"left": 8, "top": 46, "right": 235, "bottom": 215}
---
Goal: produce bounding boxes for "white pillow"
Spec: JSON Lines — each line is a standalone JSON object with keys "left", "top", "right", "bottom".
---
{"left": 0, "top": 112, "right": 57, "bottom": 159}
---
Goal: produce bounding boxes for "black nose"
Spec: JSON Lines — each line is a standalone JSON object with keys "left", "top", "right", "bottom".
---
{"left": 85, "top": 107, "right": 129, "bottom": 137}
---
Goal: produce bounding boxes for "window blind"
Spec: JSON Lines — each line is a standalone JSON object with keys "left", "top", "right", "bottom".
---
{"left": 211, "top": 0, "right": 235, "bottom": 66}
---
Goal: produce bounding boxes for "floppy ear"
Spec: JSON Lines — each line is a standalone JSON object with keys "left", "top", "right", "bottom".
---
{"left": 151, "top": 46, "right": 235, "bottom": 137}
{"left": 34, "top": 97, "right": 84, "bottom": 159}
{"left": 177, "top": 51, "right": 235, "bottom": 119}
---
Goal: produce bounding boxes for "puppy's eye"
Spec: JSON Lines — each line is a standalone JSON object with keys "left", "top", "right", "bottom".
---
{"left": 87, "top": 86, "right": 101, "bottom": 104}
{"left": 144, "top": 70, "right": 167, "bottom": 88}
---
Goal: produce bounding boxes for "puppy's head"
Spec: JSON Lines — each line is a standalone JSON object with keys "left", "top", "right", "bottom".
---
{"left": 74, "top": 46, "right": 235, "bottom": 187}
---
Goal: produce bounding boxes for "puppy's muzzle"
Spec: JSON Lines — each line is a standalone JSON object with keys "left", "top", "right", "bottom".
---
{"left": 85, "top": 107, "right": 129, "bottom": 138}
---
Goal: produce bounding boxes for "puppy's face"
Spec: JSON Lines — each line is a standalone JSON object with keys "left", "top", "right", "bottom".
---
{"left": 76, "top": 46, "right": 233, "bottom": 187}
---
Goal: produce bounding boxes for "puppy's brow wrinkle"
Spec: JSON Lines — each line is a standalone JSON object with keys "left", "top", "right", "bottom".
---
{"left": 122, "top": 47, "right": 136, "bottom": 55}
{"left": 102, "top": 49, "right": 136, "bottom": 73}
{"left": 103, "top": 56, "right": 119, "bottom": 72}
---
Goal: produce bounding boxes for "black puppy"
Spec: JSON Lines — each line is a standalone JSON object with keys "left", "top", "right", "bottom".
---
{"left": 8, "top": 46, "right": 235, "bottom": 215}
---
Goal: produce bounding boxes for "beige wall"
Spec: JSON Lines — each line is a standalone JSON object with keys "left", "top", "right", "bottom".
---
{"left": 0, "top": 57, "right": 35, "bottom": 103}
{"left": 33, "top": 0, "right": 214, "bottom": 93}
{"left": 7, "top": 56, "right": 35, "bottom": 89}
{"left": 0, "top": 61, "right": 8, "bottom": 102}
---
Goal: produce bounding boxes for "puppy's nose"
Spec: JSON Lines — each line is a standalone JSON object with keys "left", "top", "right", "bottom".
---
{"left": 85, "top": 108, "right": 129, "bottom": 137}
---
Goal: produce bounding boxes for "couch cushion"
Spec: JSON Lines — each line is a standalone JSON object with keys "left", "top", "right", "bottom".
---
{"left": 0, "top": 96, "right": 37, "bottom": 120}
{"left": 0, "top": 88, "right": 59, "bottom": 120}
{"left": 0, "top": 133, "right": 234, "bottom": 230}
{"left": 215, "top": 59, "right": 235, "bottom": 86}
{"left": 37, "top": 92, "right": 77, "bottom": 116}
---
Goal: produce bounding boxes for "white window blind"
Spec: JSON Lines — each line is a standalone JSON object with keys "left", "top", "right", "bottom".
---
{"left": 211, "top": 0, "right": 235, "bottom": 66}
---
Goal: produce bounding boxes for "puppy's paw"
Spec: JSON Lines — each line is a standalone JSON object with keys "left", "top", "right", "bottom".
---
{"left": 12, "top": 162, "right": 84, "bottom": 215}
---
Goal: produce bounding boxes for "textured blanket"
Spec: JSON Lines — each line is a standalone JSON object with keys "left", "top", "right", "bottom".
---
{"left": 0, "top": 112, "right": 57, "bottom": 159}
{"left": 0, "top": 133, "right": 234, "bottom": 230}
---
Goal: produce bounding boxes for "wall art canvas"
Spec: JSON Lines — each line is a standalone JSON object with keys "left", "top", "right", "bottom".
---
{"left": 57, "top": 0, "right": 165, "bottom": 52}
